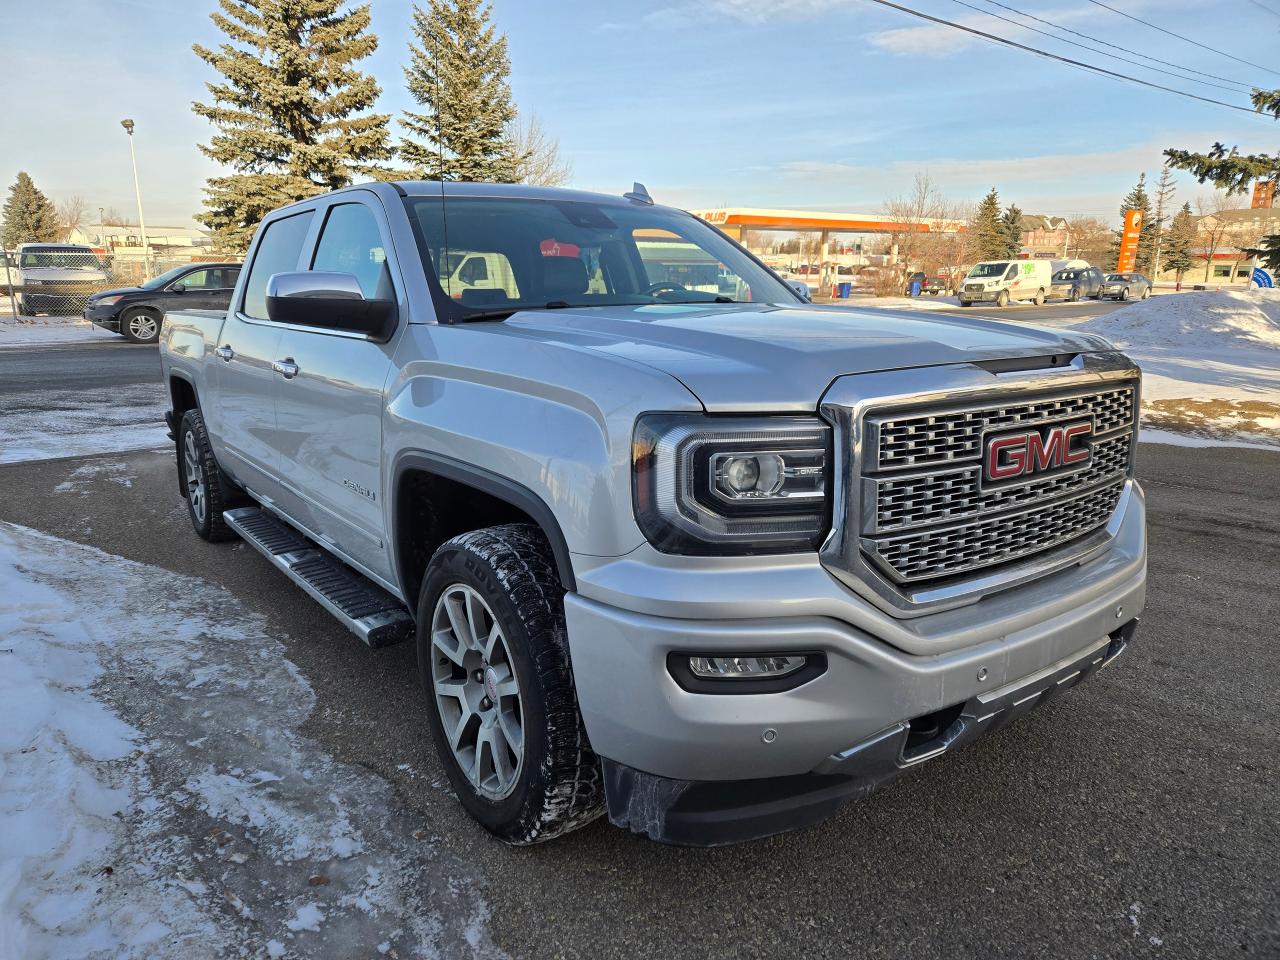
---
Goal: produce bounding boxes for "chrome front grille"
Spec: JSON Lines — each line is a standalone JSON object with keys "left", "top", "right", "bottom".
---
{"left": 860, "top": 384, "right": 1136, "bottom": 585}
{"left": 872, "top": 386, "right": 1134, "bottom": 472}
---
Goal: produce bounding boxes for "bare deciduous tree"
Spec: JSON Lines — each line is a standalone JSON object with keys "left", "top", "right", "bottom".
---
{"left": 1064, "top": 216, "right": 1113, "bottom": 265}
{"left": 882, "top": 174, "right": 971, "bottom": 290}
{"left": 1194, "top": 193, "right": 1243, "bottom": 283}
{"left": 505, "top": 115, "right": 571, "bottom": 187}
{"left": 56, "top": 194, "right": 88, "bottom": 240}
{"left": 101, "top": 207, "right": 130, "bottom": 226}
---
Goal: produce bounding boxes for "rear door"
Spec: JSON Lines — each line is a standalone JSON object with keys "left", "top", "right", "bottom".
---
{"left": 270, "top": 196, "right": 403, "bottom": 584}
{"left": 209, "top": 210, "right": 314, "bottom": 494}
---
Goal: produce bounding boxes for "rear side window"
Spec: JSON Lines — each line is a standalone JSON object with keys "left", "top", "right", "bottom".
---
{"left": 216, "top": 268, "right": 240, "bottom": 288}
{"left": 311, "top": 203, "right": 393, "bottom": 300}
{"left": 242, "top": 211, "right": 314, "bottom": 320}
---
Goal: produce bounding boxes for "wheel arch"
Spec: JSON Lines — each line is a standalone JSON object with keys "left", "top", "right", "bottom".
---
{"left": 391, "top": 451, "right": 577, "bottom": 608}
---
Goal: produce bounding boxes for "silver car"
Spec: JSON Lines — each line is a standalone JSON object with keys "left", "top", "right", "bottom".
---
{"left": 1101, "top": 272, "right": 1152, "bottom": 301}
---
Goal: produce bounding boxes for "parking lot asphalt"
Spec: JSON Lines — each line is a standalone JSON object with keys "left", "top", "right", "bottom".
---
{"left": 1, "top": 438, "right": 1276, "bottom": 960}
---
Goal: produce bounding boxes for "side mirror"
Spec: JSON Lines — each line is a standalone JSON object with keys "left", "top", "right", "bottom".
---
{"left": 787, "top": 279, "right": 812, "bottom": 302}
{"left": 265, "top": 271, "right": 396, "bottom": 339}
{"left": 171, "top": 283, "right": 186, "bottom": 294}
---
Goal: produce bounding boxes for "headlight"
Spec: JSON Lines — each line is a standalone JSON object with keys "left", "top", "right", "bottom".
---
{"left": 632, "top": 413, "right": 830, "bottom": 555}
{"left": 96, "top": 295, "right": 123, "bottom": 305}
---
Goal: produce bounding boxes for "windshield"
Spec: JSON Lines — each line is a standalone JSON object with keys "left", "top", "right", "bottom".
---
{"left": 1105, "top": 274, "right": 1128, "bottom": 282}
{"left": 1053, "top": 270, "right": 1079, "bottom": 280}
{"left": 19, "top": 248, "right": 102, "bottom": 271}
{"left": 140, "top": 266, "right": 193, "bottom": 290}
{"left": 402, "top": 196, "right": 798, "bottom": 320}
{"left": 967, "top": 262, "right": 1011, "bottom": 278}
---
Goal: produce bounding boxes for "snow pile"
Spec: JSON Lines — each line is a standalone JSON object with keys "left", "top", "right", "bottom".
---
{"left": 0, "top": 383, "right": 171, "bottom": 465}
{"left": 1077, "top": 289, "right": 1280, "bottom": 446}
{"left": 0, "top": 522, "right": 504, "bottom": 959}
{"left": 1079, "top": 288, "right": 1280, "bottom": 354}
{"left": 0, "top": 320, "right": 118, "bottom": 349}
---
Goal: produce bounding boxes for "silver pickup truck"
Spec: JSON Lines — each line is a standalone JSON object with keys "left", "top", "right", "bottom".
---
{"left": 159, "top": 181, "right": 1146, "bottom": 847}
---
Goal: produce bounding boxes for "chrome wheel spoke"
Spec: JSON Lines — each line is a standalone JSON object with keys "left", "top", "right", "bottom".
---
{"left": 429, "top": 582, "right": 525, "bottom": 800}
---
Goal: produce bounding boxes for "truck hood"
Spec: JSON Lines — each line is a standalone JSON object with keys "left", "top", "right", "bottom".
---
{"left": 494, "top": 303, "right": 1118, "bottom": 411}
{"left": 23, "top": 267, "right": 109, "bottom": 282}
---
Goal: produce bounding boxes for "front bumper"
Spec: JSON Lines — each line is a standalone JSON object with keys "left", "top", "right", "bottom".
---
{"left": 564, "top": 479, "right": 1146, "bottom": 844}
{"left": 84, "top": 302, "right": 122, "bottom": 330}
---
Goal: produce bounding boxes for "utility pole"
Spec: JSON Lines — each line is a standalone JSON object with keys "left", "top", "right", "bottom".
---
{"left": 121, "top": 119, "right": 152, "bottom": 277}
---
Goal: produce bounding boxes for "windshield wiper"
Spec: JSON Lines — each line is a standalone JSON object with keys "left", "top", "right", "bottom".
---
{"left": 457, "top": 300, "right": 579, "bottom": 323}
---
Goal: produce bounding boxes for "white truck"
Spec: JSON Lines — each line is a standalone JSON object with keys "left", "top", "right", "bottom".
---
{"left": 960, "top": 259, "right": 1055, "bottom": 307}
{"left": 159, "top": 181, "right": 1146, "bottom": 846}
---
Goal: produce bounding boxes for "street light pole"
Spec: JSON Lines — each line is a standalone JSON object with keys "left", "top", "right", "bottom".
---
{"left": 120, "top": 119, "right": 152, "bottom": 278}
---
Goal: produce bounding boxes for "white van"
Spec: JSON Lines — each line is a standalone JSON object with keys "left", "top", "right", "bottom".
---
{"left": 440, "top": 250, "right": 521, "bottom": 301}
{"left": 959, "top": 259, "right": 1054, "bottom": 307}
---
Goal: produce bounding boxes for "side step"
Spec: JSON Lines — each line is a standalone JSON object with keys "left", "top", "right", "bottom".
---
{"left": 223, "top": 507, "right": 414, "bottom": 648}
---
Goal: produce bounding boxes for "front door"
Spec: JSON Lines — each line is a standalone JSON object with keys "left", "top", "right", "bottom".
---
{"left": 208, "top": 210, "right": 314, "bottom": 495}
{"left": 270, "top": 199, "right": 400, "bottom": 584}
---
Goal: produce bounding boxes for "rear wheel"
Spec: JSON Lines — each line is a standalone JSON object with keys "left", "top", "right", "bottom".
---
{"left": 1033, "top": 288, "right": 1045, "bottom": 306}
{"left": 1141, "top": 287, "right": 1151, "bottom": 300}
{"left": 179, "top": 409, "right": 237, "bottom": 542}
{"left": 418, "top": 524, "right": 604, "bottom": 844}
{"left": 122, "top": 307, "right": 162, "bottom": 344}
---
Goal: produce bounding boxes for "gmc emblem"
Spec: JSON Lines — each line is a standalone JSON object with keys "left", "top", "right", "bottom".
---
{"left": 984, "top": 421, "right": 1092, "bottom": 483}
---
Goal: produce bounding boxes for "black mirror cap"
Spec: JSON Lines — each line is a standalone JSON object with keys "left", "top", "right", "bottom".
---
{"left": 265, "top": 293, "right": 397, "bottom": 340}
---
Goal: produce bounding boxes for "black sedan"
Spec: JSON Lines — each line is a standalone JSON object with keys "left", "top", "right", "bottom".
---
{"left": 84, "top": 263, "right": 241, "bottom": 343}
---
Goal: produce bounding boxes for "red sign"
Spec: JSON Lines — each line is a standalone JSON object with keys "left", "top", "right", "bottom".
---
{"left": 984, "top": 422, "right": 1092, "bottom": 483}
{"left": 1116, "top": 209, "right": 1143, "bottom": 273}
{"left": 540, "top": 239, "right": 580, "bottom": 257}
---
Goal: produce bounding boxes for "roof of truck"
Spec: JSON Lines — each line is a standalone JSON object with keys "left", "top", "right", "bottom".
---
{"left": 298, "top": 180, "right": 674, "bottom": 212}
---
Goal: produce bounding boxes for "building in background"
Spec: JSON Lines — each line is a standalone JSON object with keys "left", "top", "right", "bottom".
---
{"left": 1018, "top": 214, "right": 1069, "bottom": 258}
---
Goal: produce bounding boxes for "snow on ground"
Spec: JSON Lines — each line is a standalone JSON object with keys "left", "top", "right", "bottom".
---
{"left": 0, "top": 319, "right": 119, "bottom": 349}
{"left": 1079, "top": 289, "right": 1280, "bottom": 446}
{"left": 0, "top": 521, "right": 505, "bottom": 959}
{"left": 0, "top": 384, "right": 170, "bottom": 465}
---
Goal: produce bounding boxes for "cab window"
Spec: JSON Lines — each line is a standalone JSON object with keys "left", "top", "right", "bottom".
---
{"left": 311, "top": 203, "right": 393, "bottom": 301}
{"left": 243, "top": 211, "right": 314, "bottom": 319}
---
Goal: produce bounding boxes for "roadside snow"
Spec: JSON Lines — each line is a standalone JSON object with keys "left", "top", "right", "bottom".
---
{"left": 0, "top": 320, "right": 118, "bottom": 349}
{"left": 1079, "top": 290, "right": 1280, "bottom": 446}
{"left": 0, "top": 522, "right": 504, "bottom": 959}
{"left": 0, "top": 383, "right": 170, "bottom": 465}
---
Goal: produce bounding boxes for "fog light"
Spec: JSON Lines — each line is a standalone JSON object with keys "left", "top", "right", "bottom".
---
{"left": 687, "top": 654, "right": 807, "bottom": 679}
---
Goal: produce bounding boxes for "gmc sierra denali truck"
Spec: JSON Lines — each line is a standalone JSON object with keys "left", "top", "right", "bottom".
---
{"left": 159, "top": 181, "right": 1146, "bottom": 847}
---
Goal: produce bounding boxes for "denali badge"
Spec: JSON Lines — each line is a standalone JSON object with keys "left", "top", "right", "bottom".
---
{"left": 984, "top": 421, "right": 1092, "bottom": 483}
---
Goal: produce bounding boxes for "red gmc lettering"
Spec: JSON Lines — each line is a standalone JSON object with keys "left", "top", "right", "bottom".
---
{"left": 986, "top": 422, "right": 1092, "bottom": 482}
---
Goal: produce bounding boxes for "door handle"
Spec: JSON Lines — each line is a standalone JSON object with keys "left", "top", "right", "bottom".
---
{"left": 214, "top": 344, "right": 234, "bottom": 362}
{"left": 272, "top": 358, "right": 300, "bottom": 380}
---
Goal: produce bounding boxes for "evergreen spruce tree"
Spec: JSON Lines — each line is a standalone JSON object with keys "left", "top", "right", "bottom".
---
{"left": 1, "top": 172, "right": 60, "bottom": 249}
{"left": 1118, "top": 173, "right": 1154, "bottom": 273}
{"left": 1162, "top": 202, "right": 1197, "bottom": 282}
{"left": 192, "top": 0, "right": 394, "bottom": 253}
{"left": 399, "top": 0, "right": 523, "bottom": 182}
{"left": 972, "top": 188, "right": 1006, "bottom": 261}
{"left": 1149, "top": 166, "right": 1177, "bottom": 278}
{"left": 1000, "top": 204, "right": 1024, "bottom": 258}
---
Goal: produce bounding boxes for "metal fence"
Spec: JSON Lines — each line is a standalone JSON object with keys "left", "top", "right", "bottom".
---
{"left": 1, "top": 248, "right": 199, "bottom": 319}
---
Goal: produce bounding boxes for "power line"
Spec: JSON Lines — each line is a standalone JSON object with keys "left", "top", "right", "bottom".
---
{"left": 863, "top": 0, "right": 1270, "bottom": 116}
{"left": 1245, "top": 0, "right": 1280, "bottom": 19}
{"left": 952, "top": 0, "right": 1253, "bottom": 93}
{"left": 1083, "top": 0, "right": 1280, "bottom": 77}
{"left": 976, "top": 0, "right": 1259, "bottom": 90}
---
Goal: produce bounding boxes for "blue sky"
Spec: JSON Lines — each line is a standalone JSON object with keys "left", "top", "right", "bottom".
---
{"left": 2, "top": 0, "right": 1277, "bottom": 228}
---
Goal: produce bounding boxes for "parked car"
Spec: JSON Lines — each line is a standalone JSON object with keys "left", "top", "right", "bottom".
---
{"left": 1101, "top": 273, "right": 1152, "bottom": 301}
{"left": 16, "top": 243, "right": 111, "bottom": 316}
{"left": 84, "top": 263, "right": 241, "bottom": 343}
{"left": 1050, "top": 266, "right": 1105, "bottom": 301}
{"left": 959, "top": 259, "right": 1054, "bottom": 306}
{"left": 160, "top": 181, "right": 1145, "bottom": 847}
{"left": 904, "top": 270, "right": 950, "bottom": 296}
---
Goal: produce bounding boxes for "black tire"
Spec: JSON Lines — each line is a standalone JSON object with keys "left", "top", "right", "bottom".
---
{"left": 417, "top": 524, "right": 603, "bottom": 844}
{"left": 1119, "top": 287, "right": 1129, "bottom": 301}
{"left": 1033, "top": 288, "right": 1045, "bottom": 306}
{"left": 1068, "top": 287, "right": 1080, "bottom": 302}
{"left": 178, "top": 408, "right": 237, "bottom": 542}
{"left": 122, "top": 307, "right": 162, "bottom": 344}
{"left": 18, "top": 297, "right": 33, "bottom": 316}
{"left": 995, "top": 290, "right": 1009, "bottom": 308}
{"left": 1141, "top": 287, "right": 1151, "bottom": 300}
{"left": 959, "top": 299, "right": 973, "bottom": 307}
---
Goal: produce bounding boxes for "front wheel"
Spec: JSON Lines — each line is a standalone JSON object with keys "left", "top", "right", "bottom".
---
{"left": 122, "top": 307, "right": 162, "bottom": 344}
{"left": 1119, "top": 287, "right": 1130, "bottom": 301}
{"left": 996, "top": 290, "right": 1010, "bottom": 308}
{"left": 1068, "top": 287, "right": 1080, "bottom": 302}
{"left": 959, "top": 299, "right": 973, "bottom": 307}
{"left": 418, "top": 524, "right": 604, "bottom": 844}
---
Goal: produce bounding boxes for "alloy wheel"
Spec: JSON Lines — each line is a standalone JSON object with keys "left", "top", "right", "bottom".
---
{"left": 183, "top": 430, "right": 207, "bottom": 525}
{"left": 129, "top": 313, "right": 158, "bottom": 341}
{"left": 430, "top": 584, "right": 525, "bottom": 800}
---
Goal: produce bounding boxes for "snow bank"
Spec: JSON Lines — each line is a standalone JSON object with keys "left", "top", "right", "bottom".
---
{"left": 0, "top": 522, "right": 504, "bottom": 959}
{"left": 0, "top": 320, "right": 118, "bottom": 349}
{"left": 0, "top": 384, "right": 171, "bottom": 465}
{"left": 1078, "top": 290, "right": 1280, "bottom": 446}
